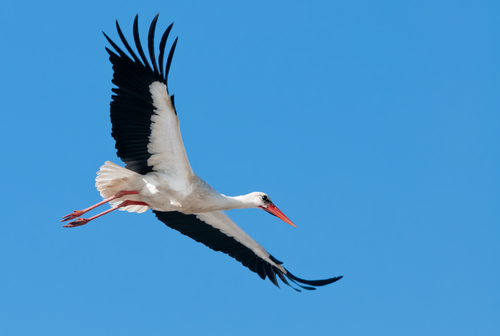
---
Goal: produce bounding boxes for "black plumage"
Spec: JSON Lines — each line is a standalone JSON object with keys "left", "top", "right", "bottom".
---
{"left": 154, "top": 210, "right": 343, "bottom": 291}
{"left": 101, "top": 14, "right": 343, "bottom": 291}
{"left": 103, "top": 14, "right": 177, "bottom": 174}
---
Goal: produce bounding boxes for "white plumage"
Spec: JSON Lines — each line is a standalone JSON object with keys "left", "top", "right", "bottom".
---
{"left": 62, "top": 14, "right": 342, "bottom": 291}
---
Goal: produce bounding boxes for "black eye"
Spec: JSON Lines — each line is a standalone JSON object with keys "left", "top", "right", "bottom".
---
{"left": 262, "top": 195, "right": 268, "bottom": 202}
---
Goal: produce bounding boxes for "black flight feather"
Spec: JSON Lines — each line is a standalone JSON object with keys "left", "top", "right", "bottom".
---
{"left": 133, "top": 14, "right": 153, "bottom": 73}
{"left": 104, "top": 14, "right": 178, "bottom": 175}
{"left": 153, "top": 210, "right": 343, "bottom": 291}
{"left": 159, "top": 23, "right": 174, "bottom": 79}
{"left": 105, "top": 15, "right": 343, "bottom": 291}
{"left": 165, "top": 37, "right": 178, "bottom": 88}
{"left": 115, "top": 21, "right": 141, "bottom": 64}
{"left": 147, "top": 14, "right": 160, "bottom": 77}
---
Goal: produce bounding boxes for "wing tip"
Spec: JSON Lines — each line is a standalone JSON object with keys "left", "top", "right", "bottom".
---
{"left": 106, "top": 14, "right": 177, "bottom": 83}
{"left": 283, "top": 269, "right": 343, "bottom": 290}
{"left": 265, "top": 262, "right": 342, "bottom": 292}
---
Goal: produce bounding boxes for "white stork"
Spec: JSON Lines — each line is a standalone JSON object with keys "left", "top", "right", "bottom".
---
{"left": 62, "top": 14, "right": 342, "bottom": 291}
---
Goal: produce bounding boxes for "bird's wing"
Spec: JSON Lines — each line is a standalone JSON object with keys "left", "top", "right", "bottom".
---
{"left": 153, "top": 210, "right": 343, "bottom": 291}
{"left": 103, "top": 14, "right": 193, "bottom": 183}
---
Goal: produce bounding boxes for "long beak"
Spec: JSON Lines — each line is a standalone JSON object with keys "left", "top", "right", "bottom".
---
{"left": 259, "top": 203, "right": 297, "bottom": 227}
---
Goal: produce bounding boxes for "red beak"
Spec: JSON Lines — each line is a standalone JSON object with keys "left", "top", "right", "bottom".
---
{"left": 259, "top": 203, "right": 297, "bottom": 227}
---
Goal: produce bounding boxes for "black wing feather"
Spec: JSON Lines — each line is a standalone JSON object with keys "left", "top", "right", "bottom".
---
{"left": 115, "top": 21, "right": 141, "bottom": 64}
{"left": 105, "top": 14, "right": 343, "bottom": 291}
{"left": 147, "top": 14, "right": 160, "bottom": 77}
{"left": 104, "top": 14, "right": 177, "bottom": 174}
{"left": 153, "top": 210, "right": 343, "bottom": 291}
{"left": 165, "top": 37, "right": 178, "bottom": 88}
{"left": 159, "top": 23, "right": 174, "bottom": 79}
{"left": 132, "top": 15, "right": 153, "bottom": 73}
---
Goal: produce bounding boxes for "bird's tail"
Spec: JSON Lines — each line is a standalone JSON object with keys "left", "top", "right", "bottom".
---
{"left": 95, "top": 161, "right": 149, "bottom": 213}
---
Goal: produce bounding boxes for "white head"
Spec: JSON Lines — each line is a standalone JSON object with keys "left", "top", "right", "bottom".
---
{"left": 244, "top": 192, "right": 296, "bottom": 227}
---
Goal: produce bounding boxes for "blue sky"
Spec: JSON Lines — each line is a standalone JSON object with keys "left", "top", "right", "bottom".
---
{"left": 1, "top": 0, "right": 499, "bottom": 335}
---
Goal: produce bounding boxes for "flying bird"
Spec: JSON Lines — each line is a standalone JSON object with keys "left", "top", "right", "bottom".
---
{"left": 62, "top": 14, "right": 342, "bottom": 291}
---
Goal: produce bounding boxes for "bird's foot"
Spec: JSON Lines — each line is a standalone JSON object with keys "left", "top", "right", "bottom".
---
{"left": 61, "top": 210, "right": 86, "bottom": 222}
{"left": 63, "top": 218, "right": 90, "bottom": 228}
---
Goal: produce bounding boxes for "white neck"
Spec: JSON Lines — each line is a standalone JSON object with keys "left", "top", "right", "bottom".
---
{"left": 218, "top": 193, "right": 259, "bottom": 210}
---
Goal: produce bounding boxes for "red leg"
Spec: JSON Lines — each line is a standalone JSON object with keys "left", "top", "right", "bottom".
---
{"left": 61, "top": 190, "right": 139, "bottom": 222}
{"left": 63, "top": 200, "right": 149, "bottom": 228}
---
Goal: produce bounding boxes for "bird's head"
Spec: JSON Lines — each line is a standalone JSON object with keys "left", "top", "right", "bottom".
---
{"left": 250, "top": 192, "right": 296, "bottom": 228}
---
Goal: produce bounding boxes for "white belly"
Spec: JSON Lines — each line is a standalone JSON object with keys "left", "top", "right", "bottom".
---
{"left": 95, "top": 161, "right": 225, "bottom": 214}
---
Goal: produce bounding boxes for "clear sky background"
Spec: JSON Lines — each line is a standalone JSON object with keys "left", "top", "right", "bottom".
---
{"left": 1, "top": 0, "right": 498, "bottom": 335}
